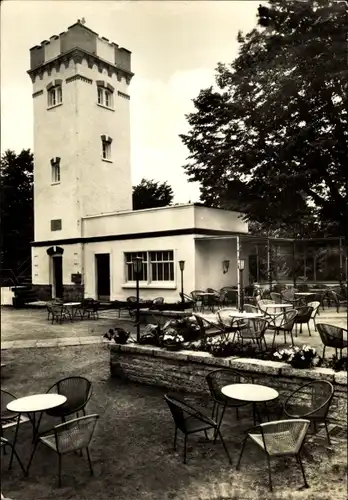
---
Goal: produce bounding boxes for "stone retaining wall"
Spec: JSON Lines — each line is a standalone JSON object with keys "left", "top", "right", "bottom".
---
{"left": 110, "top": 344, "right": 347, "bottom": 425}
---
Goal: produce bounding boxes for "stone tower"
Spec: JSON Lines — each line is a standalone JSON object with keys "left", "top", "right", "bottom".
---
{"left": 29, "top": 20, "right": 133, "bottom": 244}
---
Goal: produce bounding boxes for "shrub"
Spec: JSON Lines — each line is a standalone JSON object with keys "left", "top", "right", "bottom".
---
{"left": 103, "top": 328, "right": 130, "bottom": 345}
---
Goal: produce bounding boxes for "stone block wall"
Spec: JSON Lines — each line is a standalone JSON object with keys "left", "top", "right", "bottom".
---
{"left": 110, "top": 344, "right": 347, "bottom": 425}
{"left": 32, "top": 284, "right": 52, "bottom": 301}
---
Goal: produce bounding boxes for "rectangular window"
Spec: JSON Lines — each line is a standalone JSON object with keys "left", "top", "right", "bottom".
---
{"left": 125, "top": 252, "right": 148, "bottom": 282}
{"left": 48, "top": 86, "right": 62, "bottom": 107}
{"left": 51, "top": 219, "right": 62, "bottom": 231}
{"left": 125, "top": 251, "right": 174, "bottom": 283}
{"left": 97, "top": 87, "right": 113, "bottom": 109}
{"left": 102, "top": 139, "right": 112, "bottom": 160}
{"left": 51, "top": 163, "right": 60, "bottom": 183}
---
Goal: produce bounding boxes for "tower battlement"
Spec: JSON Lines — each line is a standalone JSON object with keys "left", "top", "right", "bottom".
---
{"left": 29, "top": 20, "right": 132, "bottom": 75}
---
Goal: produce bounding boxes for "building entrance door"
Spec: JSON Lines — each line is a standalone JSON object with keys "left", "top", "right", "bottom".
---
{"left": 53, "top": 256, "right": 63, "bottom": 299}
{"left": 96, "top": 254, "right": 110, "bottom": 301}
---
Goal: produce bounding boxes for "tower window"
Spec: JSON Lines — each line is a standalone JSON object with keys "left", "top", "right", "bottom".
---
{"left": 96, "top": 81, "right": 114, "bottom": 109}
{"left": 50, "top": 157, "right": 61, "bottom": 184}
{"left": 48, "top": 85, "right": 62, "bottom": 107}
{"left": 101, "top": 135, "right": 113, "bottom": 161}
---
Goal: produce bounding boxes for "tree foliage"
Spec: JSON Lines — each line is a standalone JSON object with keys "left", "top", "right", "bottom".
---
{"left": 180, "top": 0, "right": 348, "bottom": 237}
{"left": 0, "top": 149, "right": 34, "bottom": 272}
{"left": 132, "top": 178, "right": 174, "bottom": 210}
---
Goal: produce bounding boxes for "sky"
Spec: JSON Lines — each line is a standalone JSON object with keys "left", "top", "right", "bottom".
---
{"left": 1, "top": 0, "right": 261, "bottom": 203}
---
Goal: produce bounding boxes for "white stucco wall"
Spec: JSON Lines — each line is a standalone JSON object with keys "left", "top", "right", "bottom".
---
{"left": 83, "top": 235, "right": 196, "bottom": 301}
{"left": 1, "top": 287, "right": 14, "bottom": 306}
{"left": 32, "top": 244, "right": 83, "bottom": 285}
{"left": 82, "top": 205, "right": 245, "bottom": 238}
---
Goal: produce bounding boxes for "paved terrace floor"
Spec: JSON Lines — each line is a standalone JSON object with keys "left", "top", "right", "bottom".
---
{"left": 1, "top": 306, "right": 347, "bottom": 356}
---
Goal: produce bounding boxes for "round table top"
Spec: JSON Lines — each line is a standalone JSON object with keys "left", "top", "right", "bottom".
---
{"left": 7, "top": 394, "right": 67, "bottom": 413}
{"left": 229, "top": 312, "right": 264, "bottom": 319}
{"left": 295, "top": 292, "right": 314, "bottom": 296}
{"left": 221, "top": 383, "right": 279, "bottom": 402}
{"left": 63, "top": 302, "right": 81, "bottom": 306}
{"left": 264, "top": 303, "right": 292, "bottom": 308}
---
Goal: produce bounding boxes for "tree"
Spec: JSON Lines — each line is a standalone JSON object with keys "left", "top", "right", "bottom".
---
{"left": 132, "top": 178, "right": 174, "bottom": 210}
{"left": 180, "top": 0, "right": 348, "bottom": 237}
{"left": 0, "top": 149, "right": 34, "bottom": 274}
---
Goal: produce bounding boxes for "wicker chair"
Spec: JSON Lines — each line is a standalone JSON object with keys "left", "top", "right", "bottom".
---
{"left": 152, "top": 297, "right": 164, "bottom": 306}
{"left": 284, "top": 380, "right": 334, "bottom": 444}
{"left": 26, "top": 414, "right": 99, "bottom": 487}
{"left": 80, "top": 298, "right": 100, "bottom": 319}
{"left": 237, "top": 318, "right": 269, "bottom": 350}
{"left": 307, "top": 301, "right": 320, "bottom": 331}
{"left": 1, "top": 436, "right": 26, "bottom": 474}
{"left": 1, "top": 390, "right": 31, "bottom": 432}
{"left": 190, "top": 290, "right": 205, "bottom": 312}
{"left": 47, "top": 303, "right": 72, "bottom": 324}
{"left": 216, "top": 308, "right": 248, "bottom": 339}
{"left": 294, "top": 306, "right": 313, "bottom": 336}
{"left": 164, "top": 394, "right": 231, "bottom": 465}
{"left": 45, "top": 376, "right": 92, "bottom": 421}
{"left": 329, "top": 291, "right": 347, "bottom": 313}
{"left": 317, "top": 323, "right": 348, "bottom": 359}
{"left": 206, "top": 369, "right": 253, "bottom": 431}
{"left": 243, "top": 304, "right": 259, "bottom": 314}
{"left": 193, "top": 314, "right": 232, "bottom": 342}
{"left": 267, "top": 309, "right": 298, "bottom": 348}
{"left": 270, "top": 292, "right": 282, "bottom": 303}
{"left": 236, "top": 419, "right": 310, "bottom": 491}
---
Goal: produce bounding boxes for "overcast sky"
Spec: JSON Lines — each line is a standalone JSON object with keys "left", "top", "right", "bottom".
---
{"left": 1, "top": 0, "right": 260, "bottom": 203}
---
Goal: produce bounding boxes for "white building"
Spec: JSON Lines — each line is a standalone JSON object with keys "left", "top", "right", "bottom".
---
{"left": 29, "top": 20, "right": 249, "bottom": 303}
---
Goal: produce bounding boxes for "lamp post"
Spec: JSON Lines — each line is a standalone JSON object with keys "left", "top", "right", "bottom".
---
{"left": 179, "top": 260, "right": 185, "bottom": 302}
{"left": 133, "top": 257, "right": 143, "bottom": 343}
{"left": 238, "top": 259, "right": 245, "bottom": 312}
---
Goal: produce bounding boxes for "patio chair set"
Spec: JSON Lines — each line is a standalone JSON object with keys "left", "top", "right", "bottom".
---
{"left": 193, "top": 297, "right": 347, "bottom": 359}
{"left": 1, "top": 376, "right": 98, "bottom": 488}
{"left": 46, "top": 298, "right": 100, "bottom": 324}
{"left": 164, "top": 370, "right": 334, "bottom": 491}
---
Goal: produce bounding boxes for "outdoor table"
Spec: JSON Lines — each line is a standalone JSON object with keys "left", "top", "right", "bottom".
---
{"left": 63, "top": 302, "right": 82, "bottom": 318}
{"left": 264, "top": 303, "right": 293, "bottom": 314}
{"left": 7, "top": 394, "right": 67, "bottom": 469}
{"left": 295, "top": 293, "right": 314, "bottom": 296}
{"left": 221, "top": 383, "right": 279, "bottom": 426}
{"left": 228, "top": 311, "right": 265, "bottom": 334}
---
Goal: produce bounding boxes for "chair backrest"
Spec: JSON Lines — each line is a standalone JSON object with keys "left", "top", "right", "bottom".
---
{"left": 46, "top": 376, "right": 92, "bottom": 414}
{"left": 281, "top": 289, "right": 295, "bottom": 301}
{"left": 296, "top": 306, "right": 313, "bottom": 321}
{"left": 307, "top": 301, "right": 320, "bottom": 318}
{"left": 257, "top": 419, "right": 310, "bottom": 456}
{"left": 243, "top": 304, "right": 259, "bottom": 314}
{"left": 164, "top": 394, "right": 211, "bottom": 433}
{"left": 258, "top": 299, "right": 274, "bottom": 312}
{"left": 152, "top": 297, "right": 164, "bottom": 305}
{"left": 242, "top": 318, "right": 269, "bottom": 337}
{"left": 285, "top": 381, "right": 334, "bottom": 419}
{"left": 180, "top": 292, "right": 195, "bottom": 304}
{"left": 206, "top": 369, "right": 252, "bottom": 403}
{"left": 1, "top": 390, "right": 18, "bottom": 421}
{"left": 317, "top": 323, "right": 346, "bottom": 348}
{"left": 280, "top": 309, "right": 298, "bottom": 330}
{"left": 53, "top": 414, "right": 99, "bottom": 454}
{"left": 190, "top": 290, "right": 205, "bottom": 301}
{"left": 216, "top": 308, "right": 238, "bottom": 327}
{"left": 270, "top": 292, "right": 281, "bottom": 302}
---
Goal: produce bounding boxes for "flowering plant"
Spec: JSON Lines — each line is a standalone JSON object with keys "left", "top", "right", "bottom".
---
{"left": 103, "top": 328, "right": 130, "bottom": 345}
{"left": 162, "top": 326, "right": 185, "bottom": 350}
{"left": 273, "top": 345, "right": 317, "bottom": 368}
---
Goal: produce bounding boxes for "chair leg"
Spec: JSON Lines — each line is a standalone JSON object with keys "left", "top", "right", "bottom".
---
{"left": 323, "top": 346, "right": 326, "bottom": 360}
{"left": 173, "top": 427, "right": 178, "bottom": 450}
{"left": 216, "top": 429, "right": 232, "bottom": 464}
{"left": 266, "top": 455, "right": 273, "bottom": 492}
{"left": 204, "top": 430, "right": 209, "bottom": 441}
{"left": 183, "top": 435, "right": 187, "bottom": 464}
{"left": 324, "top": 421, "right": 331, "bottom": 445}
{"left": 236, "top": 436, "right": 248, "bottom": 470}
{"left": 8, "top": 415, "right": 21, "bottom": 470}
{"left": 297, "top": 454, "right": 309, "bottom": 488}
{"left": 214, "top": 403, "right": 226, "bottom": 443}
{"left": 58, "top": 454, "right": 62, "bottom": 488}
{"left": 86, "top": 447, "right": 94, "bottom": 475}
{"left": 313, "top": 318, "right": 317, "bottom": 331}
